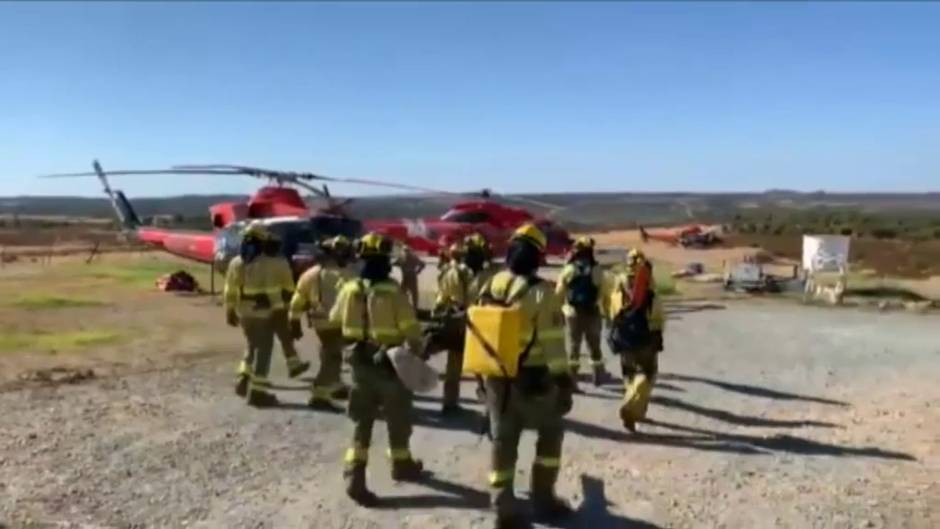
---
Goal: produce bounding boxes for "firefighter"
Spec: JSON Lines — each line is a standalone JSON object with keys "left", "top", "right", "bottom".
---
{"left": 477, "top": 224, "right": 574, "bottom": 529}
{"left": 289, "top": 235, "right": 356, "bottom": 411}
{"left": 268, "top": 235, "right": 311, "bottom": 380}
{"left": 395, "top": 245, "right": 425, "bottom": 310}
{"left": 607, "top": 248, "right": 665, "bottom": 432}
{"left": 225, "top": 221, "right": 296, "bottom": 407}
{"left": 432, "top": 233, "right": 498, "bottom": 416}
{"left": 330, "top": 232, "right": 426, "bottom": 506}
{"left": 555, "top": 236, "right": 610, "bottom": 387}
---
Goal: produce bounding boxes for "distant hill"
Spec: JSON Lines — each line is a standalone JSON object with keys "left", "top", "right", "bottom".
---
{"left": 2, "top": 191, "right": 939, "bottom": 231}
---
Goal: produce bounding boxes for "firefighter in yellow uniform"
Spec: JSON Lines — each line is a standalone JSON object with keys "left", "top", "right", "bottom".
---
{"left": 555, "top": 236, "right": 611, "bottom": 387}
{"left": 477, "top": 224, "right": 574, "bottom": 529}
{"left": 289, "top": 235, "right": 356, "bottom": 411}
{"left": 607, "top": 248, "right": 665, "bottom": 432}
{"left": 330, "top": 232, "right": 426, "bottom": 506}
{"left": 433, "top": 233, "right": 499, "bottom": 415}
{"left": 225, "top": 222, "right": 296, "bottom": 407}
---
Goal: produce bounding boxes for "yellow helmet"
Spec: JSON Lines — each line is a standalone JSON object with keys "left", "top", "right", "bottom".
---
{"left": 356, "top": 232, "right": 393, "bottom": 257}
{"left": 325, "top": 235, "right": 351, "bottom": 250}
{"left": 511, "top": 223, "right": 547, "bottom": 252}
{"left": 627, "top": 248, "right": 646, "bottom": 270}
{"left": 464, "top": 233, "right": 489, "bottom": 251}
{"left": 242, "top": 220, "right": 270, "bottom": 241}
{"left": 573, "top": 236, "right": 595, "bottom": 251}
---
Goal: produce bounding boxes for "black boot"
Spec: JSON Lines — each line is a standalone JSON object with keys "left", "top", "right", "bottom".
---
{"left": 247, "top": 390, "right": 279, "bottom": 408}
{"left": 287, "top": 358, "right": 311, "bottom": 379}
{"left": 495, "top": 512, "right": 531, "bottom": 529}
{"left": 234, "top": 375, "right": 249, "bottom": 397}
{"left": 592, "top": 364, "right": 609, "bottom": 387}
{"left": 391, "top": 457, "right": 426, "bottom": 482}
{"left": 530, "top": 464, "right": 573, "bottom": 522}
{"left": 344, "top": 464, "right": 379, "bottom": 507}
{"left": 440, "top": 403, "right": 464, "bottom": 417}
{"left": 331, "top": 385, "right": 351, "bottom": 400}
{"left": 308, "top": 396, "right": 342, "bottom": 412}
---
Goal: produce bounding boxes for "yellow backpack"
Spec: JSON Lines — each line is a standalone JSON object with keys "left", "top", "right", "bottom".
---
{"left": 462, "top": 277, "right": 537, "bottom": 378}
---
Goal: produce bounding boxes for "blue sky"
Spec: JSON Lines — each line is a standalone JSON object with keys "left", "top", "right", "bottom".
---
{"left": 1, "top": 2, "right": 938, "bottom": 197}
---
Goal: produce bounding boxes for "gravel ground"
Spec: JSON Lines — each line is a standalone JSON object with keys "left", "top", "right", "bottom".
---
{"left": 1, "top": 301, "right": 937, "bottom": 529}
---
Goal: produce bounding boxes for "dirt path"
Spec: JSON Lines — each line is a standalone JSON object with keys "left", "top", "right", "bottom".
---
{"left": 1, "top": 301, "right": 937, "bottom": 529}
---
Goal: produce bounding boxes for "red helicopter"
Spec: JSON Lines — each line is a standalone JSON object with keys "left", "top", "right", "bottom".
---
{"left": 40, "top": 161, "right": 373, "bottom": 272}
{"left": 639, "top": 223, "right": 722, "bottom": 248}
{"left": 366, "top": 189, "right": 572, "bottom": 257}
{"left": 41, "top": 161, "right": 573, "bottom": 272}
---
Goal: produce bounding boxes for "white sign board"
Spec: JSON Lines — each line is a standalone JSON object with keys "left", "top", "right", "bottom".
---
{"left": 802, "top": 235, "right": 850, "bottom": 272}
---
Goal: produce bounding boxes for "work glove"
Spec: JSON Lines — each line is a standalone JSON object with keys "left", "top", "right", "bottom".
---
{"left": 372, "top": 350, "right": 390, "bottom": 368}
{"left": 226, "top": 310, "right": 239, "bottom": 328}
{"left": 554, "top": 374, "right": 575, "bottom": 416}
{"left": 290, "top": 319, "right": 303, "bottom": 340}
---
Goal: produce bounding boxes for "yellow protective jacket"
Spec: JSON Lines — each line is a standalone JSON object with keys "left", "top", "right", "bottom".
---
{"left": 329, "top": 278, "right": 422, "bottom": 351}
{"left": 607, "top": 272, "right": 665, "bottom": 331}
{"left": 289, "top": 262, "right": 356, "bottom": 329}
{"left": 477, "top": 270, "right": 568, "bottom": 375}
{"left": 434, "top": 264, "right": 499, "bottom": 312}
{"left": 555, "top": 261, "right": 612, "bottom": 318}
{"left": 224, "top": 255, "right": 295, "bottom": 319}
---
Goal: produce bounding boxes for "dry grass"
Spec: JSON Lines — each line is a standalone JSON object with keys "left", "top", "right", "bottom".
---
{"left": 0, "top": 329, "right": 124, "bottom": 354}
{"left": 10, "top": 294, "right": 108, "bottom": 310}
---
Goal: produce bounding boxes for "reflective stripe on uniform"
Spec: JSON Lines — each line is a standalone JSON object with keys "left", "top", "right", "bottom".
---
{"left": 344, "top": 445, "right": 369, "bottom": 463}
{"left": 534, "top": 456, "right": 560, "bottom": 468}
{"left": 286, "top": 356, "right": 304, "bottom": 370}
{"left": 241, "top": 286, "right": 285, "bottom": 296}
{"left": 341, "top": 325, "right": 406, "bottom": 345}
{"left": 386, "top": 448, "right": 412, "bottom": 461}
{"left": 488, "top": 469, "right": 514, "bottom": 487}
{"left": 547, "top": 358, "right": 570, "bottom": 373}
{"left": 311, "top": 386, "right": 334, "bottom": 399}
{"left": 237, "top": 360, "right": 251, "bottom": 376}
{"left": 591, "top": 359, "right": 605, "bottom": 367}
{"left": 250, "top": 375, "right": 271, "bottom": 389}
{"left": 398, "top": 318, "right": 419, "bottom": 333}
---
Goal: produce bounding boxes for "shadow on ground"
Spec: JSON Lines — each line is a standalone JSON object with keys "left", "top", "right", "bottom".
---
{"left": 557, "top": 475, "right": 664, "bottom": 528}
{"left": 642, "top": 418, "right": 916, "bottom": 461}
{"left": 373, "top": 475, "right": 489, "bottom": 510}
{"left": 660, "top": 372, "right": 850, "bottom": 407}
{"left": 650, "top": 394, "right": 840, "bottom": 429}
{"left": 562, "top": 413, "right": 913, "bottom": 461}
{"left": 664, "top": 303, "right": 727, "bottom": 315}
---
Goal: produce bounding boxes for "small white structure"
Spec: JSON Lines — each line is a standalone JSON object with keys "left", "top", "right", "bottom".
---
{"left": 802, "top": 235, "right": 850, "bottom": 304}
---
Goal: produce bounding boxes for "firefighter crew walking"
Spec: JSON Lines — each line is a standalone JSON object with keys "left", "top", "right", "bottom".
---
{"left": 606, "top": 248, "right": 665, "bottom": 432}
{"left": 471, "top": 224, "right": 575, "bottom": 529}
{"left": 432, "top": 233, "right": 498, "bottom": 416}
{"left": 330, "top": 232, "right": 427, "bottom": 506}
{"left": 395, "top": 245, "right": 425, "bottom": 309}
{"left": 289, "top": 235, "right": 356, "bottom": 411}
{"left": 555, "top": 236, "right": 611, "bottom": 387}
{"left": 225, "top": 222, "right": 297, "bottom": 407}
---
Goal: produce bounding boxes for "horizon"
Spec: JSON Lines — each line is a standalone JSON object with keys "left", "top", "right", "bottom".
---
{"left": 4, "top": 188, "right": 940, "bottom": 202}
{"left": 2, "top": 3, "right": 939, "bottom": 197}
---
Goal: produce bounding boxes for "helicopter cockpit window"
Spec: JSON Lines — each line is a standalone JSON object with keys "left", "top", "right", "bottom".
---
{"left": 309, "top": 217, "right": 363, "bottom": 240}
{"left": 441, "top": 210, "right": 491, "bottom": 224}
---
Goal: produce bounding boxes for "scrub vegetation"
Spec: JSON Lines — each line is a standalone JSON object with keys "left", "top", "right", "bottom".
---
{"left": 0, "top": 329, "right": 124, "bottom": 353}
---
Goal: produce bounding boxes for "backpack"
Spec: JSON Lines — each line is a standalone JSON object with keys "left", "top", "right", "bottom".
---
{"left": 607, "top": 289, "right": 654, "bottom": 353}
{"left": 566, "top": 262, "right": 599, "bottom": 312}
{"left": 463, "top": 276, "right": 539, "bottom": 378}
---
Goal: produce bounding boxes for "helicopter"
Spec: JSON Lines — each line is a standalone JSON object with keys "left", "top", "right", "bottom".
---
{"left": 40, "top": 161, "right": 573, "bottom": 274}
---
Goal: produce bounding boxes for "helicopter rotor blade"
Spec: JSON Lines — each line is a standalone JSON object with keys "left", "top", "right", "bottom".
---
{"left": 38, "top": 168, "right": 240, "bottom": 179}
